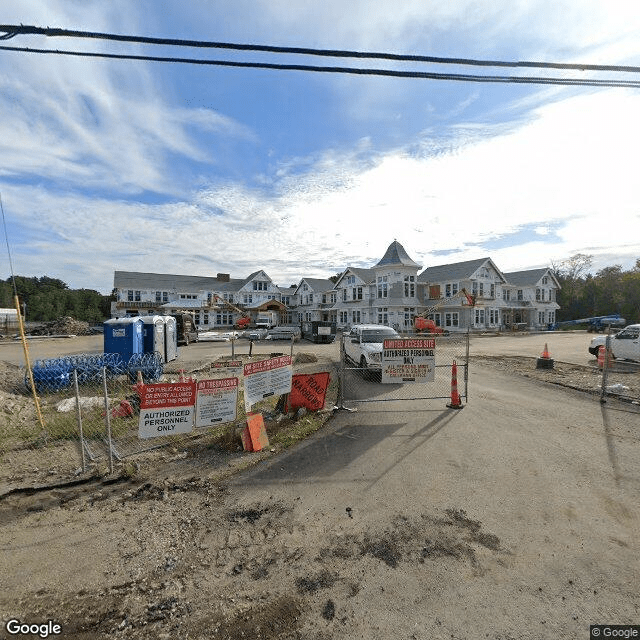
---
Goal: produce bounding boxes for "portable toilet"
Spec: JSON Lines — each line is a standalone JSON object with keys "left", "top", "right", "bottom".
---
{"left": 138, "top": 315, "right": 166, "bottom": 362}
{"left": 163, "top": 315, "right": 178, "bottom": 362}
{"left": 103, "top": 317, "right": 143, "bottom": 362}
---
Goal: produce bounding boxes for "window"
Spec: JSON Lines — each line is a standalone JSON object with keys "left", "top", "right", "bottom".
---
{"left": 404, "top": 307, "right": 416, "bottom": 328}
{"left": 352, "top": 310, "right": 361, "bottom": 323}
{"left": 517, "top": 290, "right": 523, "bottom": 301}
{"left": 352, "top": 286, "right": 363, "bottom": 300}
{"left": 347, "top": 275, "right": 355, "bottom": 285}
{"left": 490, "top": 284, "right": 495, "bottom": 298}
{"left": 253, "top": 281, "right": 268, "bottom": 291}
{"left": 134, "top": 290, "right": 141, "bottom": 302}
{"left": 216, "top": 313, "right": 232, "bottom": 325}
{"left": 444, "top": 312, "right": 459, "bottom": 328}
{"left": 404, "top": 276, "right": 415, "bottom": 297}
{"left": 156, "top": 291, "right": 161, "bottom": 302}
{"left": 474, "top": 308, "right": 485, "bottom": 325}
{"left": 377, "top": 307, "right": 388, "bottom": 324}
{"left": 162, "top": 291, "right": 168, "bottom": 303}
{"left": 282, "top": 296, "right": 289, "bottom": 305}
{"left": 339, "top": 311, "right": 348, "bottom": 324}
{"left": 243, "top": 294, "right": 252, "bottom": 304}
{"left": 309, "top": 293, "right": 313, "bottom": 303}
{"left": 377, "top": 276, "right": 388, "bottom": 299}
{"left": 542, "top": 276, "right": 548, "bottom": 285}
{"left": 471, "top": 282, "right": 483, "bottom": 297}
{"left": 445, "top": 283, "right": 458, "bottom": 298}
{"left": 203, "top": 313, "right": 209, "bottom": 325}
{"left": 504, "top": 289, "right": 511, "bottom": 301}
{"left": 342, "top": 289, "right": 347, "bottom": 302}
{"left": 538, "top": 311, "right": 545, "bottom": 325}
{"left": 489, "top": 309, "right": 500, "bottom": 325}
{"left": 195, "top": 313, "right": 200, "bottom": 325}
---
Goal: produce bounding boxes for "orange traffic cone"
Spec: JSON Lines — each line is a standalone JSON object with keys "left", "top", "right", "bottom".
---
{"left": 447, "top": 361, "right": 463, "bottom": 409}
{"left": 541, "top": 343, "right": 551, "bottom": 359}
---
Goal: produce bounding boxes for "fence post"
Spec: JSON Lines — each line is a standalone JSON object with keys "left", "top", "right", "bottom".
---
{"left": 231, "top": 336, "right": 235, "bottom": 359}
{"left": 73, "top": 369, "right": 86, "bottom": 473}
{"left": 600, "top": 333, "right": 611, "bottom": 404}
{"left": 290, "top": 334, "right": 295, "bottom": 358}
{"left": 102, "top": 367, "right": 114, "bottom": 474}
{"left": 464, "top": 328, "right": 471, "bottom": 401}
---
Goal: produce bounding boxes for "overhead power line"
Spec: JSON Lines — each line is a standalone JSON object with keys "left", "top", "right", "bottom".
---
{"left": 1, "top": 24, "right": 640, "bottom": 88}
{"left": 2, "top": 44, "right": 640, "bottom": 88}
{"left": 1, "top": 24, "right": 640, "bottom": 74}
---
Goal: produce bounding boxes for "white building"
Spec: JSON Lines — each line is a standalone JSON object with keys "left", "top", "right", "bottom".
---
{"left": 111, "top": 241, "right": 560, "bottom": 332}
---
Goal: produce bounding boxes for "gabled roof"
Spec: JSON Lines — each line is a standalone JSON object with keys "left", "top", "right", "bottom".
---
{"left": 335, "top": 267, "right": 376, "bottom": 288}
{"left": 294, "top": 277, "right": 335, "bottom": 295}
{"left": 417, "top": 257, "right": 507, "bottom": 284}
{"left": 504, "top": 268, "right": 560, "bottom": 288}
{"left": 113, "top": 270, "right": 244, "bottom": 291}
{"left": 375, "top": 240, "right": 421, "bottom": 269}
{"left": 238, "top": 270, "right": 272, "bottom": 289}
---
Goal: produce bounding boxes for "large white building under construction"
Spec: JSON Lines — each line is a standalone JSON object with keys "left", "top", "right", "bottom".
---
{"left": 112, "top": 241, "right": 560, "bottom": 332}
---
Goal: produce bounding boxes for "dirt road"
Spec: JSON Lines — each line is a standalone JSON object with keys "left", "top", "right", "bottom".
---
{"left": 1, "top": 354, "right": 638, "bottom": 639}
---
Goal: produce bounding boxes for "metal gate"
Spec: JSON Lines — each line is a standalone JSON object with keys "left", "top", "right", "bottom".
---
{"left": 337, "top": 330, "right": 470, "bottom": 408}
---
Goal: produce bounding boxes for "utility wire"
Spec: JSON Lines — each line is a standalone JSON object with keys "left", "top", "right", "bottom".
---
{"left": 1, "top": 24, "right": 640, "bottom": 74}
{"left": 3, "top": 45, "right": 640, "bottom": 88}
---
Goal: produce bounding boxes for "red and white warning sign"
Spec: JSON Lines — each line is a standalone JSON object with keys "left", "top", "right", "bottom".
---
{"left": 381, "top": 338, "right": 435, "bottom": 384}
{"left": 243, "top": 355, "right": 292, "bottom": 412}
{"left": 195, "top": 377, "right": 238, "bottom": 428}
{"left": 138, "top": 381, "right": 196, "bottom": 439}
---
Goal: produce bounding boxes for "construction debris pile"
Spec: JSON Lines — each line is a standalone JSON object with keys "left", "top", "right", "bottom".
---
{"left": 28, "top": 316, "right": 94, "bottom": 336}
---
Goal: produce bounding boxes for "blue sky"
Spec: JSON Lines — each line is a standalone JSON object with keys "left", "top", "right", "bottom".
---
{"left": 1, "top": 1, "right": 640, "bottom": 293}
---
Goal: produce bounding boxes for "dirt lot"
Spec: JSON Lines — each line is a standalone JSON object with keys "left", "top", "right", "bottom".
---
{"left": 0, "top": 331, "right": 639, "bottom": 639}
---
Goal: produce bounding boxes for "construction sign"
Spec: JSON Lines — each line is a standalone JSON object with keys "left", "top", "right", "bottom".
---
{"left": 195, "top": 377, "right": 238, "bottom": 428}
{"left": 243, "top": 355, "right": 292, "bottom": 412}
{"left": 285, "top": 372, "right": 330, "bottom": 412}
{"left": 241, "top": 412, "right": 270, "bottom": 452}
{"left": 381, "top": 338, "right": 436, "bottom": 384}
{"left": 138, "top": 381, "right": 196, "bottom": 438}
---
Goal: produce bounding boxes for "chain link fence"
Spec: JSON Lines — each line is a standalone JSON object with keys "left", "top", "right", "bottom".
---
{"left": 337, "top": 330, "right": 470, "bottom": 409}
{"left": 1, "top": 342, "right": 337, "bottom": 488}
{"left": 598, "top": 334, "right": 640, "bottom": 404}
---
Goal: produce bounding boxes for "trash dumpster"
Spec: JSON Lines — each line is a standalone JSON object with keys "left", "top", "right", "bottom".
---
{"left": 103, "top": 317, "right": 143, "bottom": 362}
{"left": 163, "top": 315, "right": 178, "bottom": 362}
{"left": 138, "top": 315, "right": 166, "bottom": 362}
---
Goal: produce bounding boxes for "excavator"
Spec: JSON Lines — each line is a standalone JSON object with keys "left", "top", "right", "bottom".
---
{"left": 212, "top": 294, "right": 251, "bottom": 329}
{"left": 414, "top": 287, "right": 476, "bottom": 333}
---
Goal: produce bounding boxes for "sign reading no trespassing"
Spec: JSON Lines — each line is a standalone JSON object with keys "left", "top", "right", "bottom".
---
{"left": 195, "top": 377, "right": 238, "bottom": 428}
{"left": 243, "top": 355, "right": 292, "bottom": 412}
{"left": 382, "top": 338, "right": 436, "bottom": 384}
{"left": 138, "top": 381, "right": 196, "bottom": 438}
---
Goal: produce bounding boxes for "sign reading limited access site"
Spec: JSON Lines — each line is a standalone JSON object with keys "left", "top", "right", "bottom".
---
{"left": 195, "top": 377, "right": 238, "bottom": 428}
{"left": 138, "top": 381, "right": 196, "bottom": 438}
{"left": 243, "top": 355, "right": 292, "bottom": 412}
{"left": 382, "top": 338, "right": 436, "bottom": 384}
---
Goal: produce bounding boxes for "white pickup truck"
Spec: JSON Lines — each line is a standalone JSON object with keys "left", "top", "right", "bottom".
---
{"left": 343, "top": 324, "right": 401, "bottom": 372}
{"left": 588, "top": 324, "right": 640, "bottom": 361}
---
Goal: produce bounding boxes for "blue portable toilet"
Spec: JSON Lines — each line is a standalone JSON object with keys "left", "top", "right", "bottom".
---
{"left": 138, "top": 315, "right": 166, "bottom": 362}
{"left": 163, "top": 315, "right": 178, "bottom": 362}
{"left": 103, "top": 317, "right": 144, "bottom": 362}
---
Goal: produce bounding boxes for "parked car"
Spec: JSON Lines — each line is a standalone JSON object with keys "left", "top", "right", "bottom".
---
{"left": 343, "top": 324, "right": 401, "bottom": 372}
{"left": 588, "top": 324, "right": 640, "bottom": 361}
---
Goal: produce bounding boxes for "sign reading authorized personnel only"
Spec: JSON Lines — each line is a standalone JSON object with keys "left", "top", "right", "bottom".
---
{"left": 195, "top": 377, "right": 238, "bottom": 428}
{"left": 382, "top": 338, "right": 435, "bottom": 384}
{"left": 138, "top": 381, "right": 196, "bottom": 438}
{"left": 243, "top": 355, "right": 292, "bottom": 412}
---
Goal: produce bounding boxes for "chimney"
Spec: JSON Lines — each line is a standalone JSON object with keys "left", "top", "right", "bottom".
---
{"left": 217, "top": 273, "right": 230, "bottom": 282}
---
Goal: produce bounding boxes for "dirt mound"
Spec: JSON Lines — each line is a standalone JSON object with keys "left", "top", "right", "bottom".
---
{"left": 28, "top": 316, "right": 93, "bottom": 336}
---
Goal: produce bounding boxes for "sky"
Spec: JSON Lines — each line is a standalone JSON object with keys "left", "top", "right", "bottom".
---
{"left": 1, "top": 1, "right": 640, "bottom": 294}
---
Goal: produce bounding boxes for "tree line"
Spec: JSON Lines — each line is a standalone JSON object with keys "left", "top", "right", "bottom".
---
{"left": 0, "top": 276, "right": 113, "bottom": 324}
{"left": 553, "top": 255, "right": 640, "bottom": 324}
